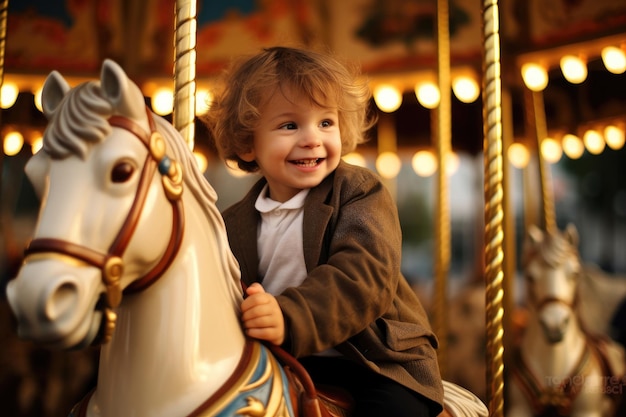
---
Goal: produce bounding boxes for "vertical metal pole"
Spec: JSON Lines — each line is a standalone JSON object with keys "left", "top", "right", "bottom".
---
{"left": 433, "top": 0, "right": 451, "bottom": 379}
{"left": 173, "top": 0, "right": 197, "bottom": 150}
{"left": 0, "top": 0, "right": 10, "bottom": 253}
{"left": 525, "top": 88, "right": 556, "bottom": 234}
{"left": 482, "top": 1, "right": 505, "bottom": 416}
{"left": 377, "top": 112, "right": 398, "bottom": 202}
{"left": 501, "top": 88, "right": 516, "bottom": 372}
{"left": 524, "top": 89, "right": 557, "bottom": 233}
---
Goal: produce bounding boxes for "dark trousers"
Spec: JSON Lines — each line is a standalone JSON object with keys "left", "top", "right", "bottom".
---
{"left": 299, "top": 356, "right": 441, "bottom": 417}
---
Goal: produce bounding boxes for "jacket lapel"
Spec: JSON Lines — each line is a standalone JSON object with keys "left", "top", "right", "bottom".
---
{"left": 302, "top": 175, "right": 334, "bottom": 272}
{"left": 231, "top": 174, "right": 335, "bottom": 279}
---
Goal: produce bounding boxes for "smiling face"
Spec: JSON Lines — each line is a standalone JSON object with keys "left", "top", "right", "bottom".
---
{"left": 240, "top": 85, "right": 342, "bottom": 202}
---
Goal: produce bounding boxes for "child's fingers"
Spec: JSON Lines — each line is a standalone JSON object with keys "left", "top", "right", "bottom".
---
{"left": 245, "top": 282, "right": 265, "bottom": 296}
{"left": 241, "top": 302, "right": 271, "bottom": 322}
{"left": 241, "top": 291, "right": 270, "bottom": 315}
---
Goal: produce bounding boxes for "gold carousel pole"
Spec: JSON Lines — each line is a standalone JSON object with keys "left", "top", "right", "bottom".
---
{"left": 433, "top": 0, "right": 452, "bottom": 379}
{"left": 482, "top": 1, "right": 505, "bottom": 416}
{"left": 173, "top": 0, "right": 197, "bottom": 149}
{"left": 0, "top": 0, "right": 7, "bottom": 111}
{"left": 525, "top": 89, "right": 556, "bottom": 234}
{"left": 501, "top": 87, "right": 516, "bottom": 375}
{"left": 0, "top": 0, "right": 10, "bottom": 257}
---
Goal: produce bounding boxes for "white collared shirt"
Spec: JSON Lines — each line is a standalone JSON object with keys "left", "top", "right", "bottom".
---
{"left": 255, "top": 185, "right": 342, "bottom": 357}
{"left": 255, "top": 185, "right": 309, "bottom": 295}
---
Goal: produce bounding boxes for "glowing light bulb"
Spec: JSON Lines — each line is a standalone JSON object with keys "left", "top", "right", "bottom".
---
{"left": 152, "top": 87, "right": 174, "bottom": 115}
{"left": 373, "top": 85, "right": 402, "bottom": 113}
{"left": 342, "top": 152, "right": 366, "bottom": 167}
{"left": 508, "top": 143, "right": 530, "bottom": 169}
{"left": 415, "top": 82, "right": 440, "bottom": 109}
{"left": 376, "top": 151, "right": 401, "bottom": 179}
{"left": 540, "top": 137, "right": 562, "bottom": 164}
{"left": 562, "top": 134, "right": 584, "bottom": 159}
{"left": 412, "top": 150, "right": 437, "bottom": 177}
{"left": 560, "top": 55, "right": 587, "bottom": 84}
{"left": 521, "top": 63, "right": 548, "bottom": 91}
{"left": 601, "top": 46, "right": 626, "bottom": 74}
{"left": 1, "top": 82, "right": 19, "bottom": 108}
{"left": 195, "top": 89, "right": 213, "bottom": 116}
{"left": 604, "top": 125, "right": 625, "bottom": 150}
{"left": 583, "top": 129, "right": 605, "bottom": 155}
{"left": 3, "top": 131, "right": 24, "bottom": 156}
{"left": 452, "top": 76, "right": 480, "bottom": 103}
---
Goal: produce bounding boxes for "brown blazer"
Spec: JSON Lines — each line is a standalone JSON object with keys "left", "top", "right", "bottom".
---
{"left": 222, "top": 161, "right": 444, "bottom": 408}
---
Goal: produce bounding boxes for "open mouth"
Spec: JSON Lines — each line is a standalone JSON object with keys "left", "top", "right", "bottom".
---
{"left": 290, "top": 158, "right": 324, "bottom": 167}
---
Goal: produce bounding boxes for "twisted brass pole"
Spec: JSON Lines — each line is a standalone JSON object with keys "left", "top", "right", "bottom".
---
{"left": 0, "top": 0, "right": 9, "bottom": 251}
{"left": 173, "top": 0, "right": 197, "bottom": 150}
{"left": 0, "top": 0, "right": 7, "bottom": 105}
{"left": 433, "top": 0, "right": 451, "bottom": 379}
{"left": 481, "top": 1, "right": 505, "bottom": 416}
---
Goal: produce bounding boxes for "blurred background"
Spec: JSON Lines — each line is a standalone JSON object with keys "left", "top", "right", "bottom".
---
{"left": 1, "top": 0, "right": 625, "bottom": 415}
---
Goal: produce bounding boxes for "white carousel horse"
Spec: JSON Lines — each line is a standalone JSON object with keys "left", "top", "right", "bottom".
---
{"left": 508, "top": 224, "right": 625, "bottom": 417}
{"left": 5, "top": 59, "right": 487, "bottom": 417}
{"left": 577, "top": 264, "right": 626, "bottom": 344}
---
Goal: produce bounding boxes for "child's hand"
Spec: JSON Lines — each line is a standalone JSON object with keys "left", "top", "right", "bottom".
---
{"left": 241, "top": 283, "right": 285, "bottom": 346}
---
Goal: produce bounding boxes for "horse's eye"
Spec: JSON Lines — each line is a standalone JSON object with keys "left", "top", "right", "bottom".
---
{"left": 111, "top": 162, "right": 135, "bottom": 183}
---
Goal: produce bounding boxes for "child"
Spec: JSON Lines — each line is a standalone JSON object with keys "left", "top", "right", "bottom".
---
{"left": 203, "top": 46, "right": 444, "bottom": 417}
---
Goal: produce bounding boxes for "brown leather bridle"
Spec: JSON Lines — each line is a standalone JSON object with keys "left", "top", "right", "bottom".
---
{"left": 525, "top": 270, "right": 580, "bottom": 314}
{"left": 23, "top": 107, "right": 185, "bottom": 345}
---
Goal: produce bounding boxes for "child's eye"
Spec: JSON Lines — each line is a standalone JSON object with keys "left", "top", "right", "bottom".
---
{"left": 279, "top": 122, "right": 297, "bottom": 130}
{"left": 320, "top": 120, "right": 333, "bottom": 128}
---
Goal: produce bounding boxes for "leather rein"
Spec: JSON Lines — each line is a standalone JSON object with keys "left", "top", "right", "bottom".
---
{"left": 22, "top": 107, "right": 185, "bottom": 344}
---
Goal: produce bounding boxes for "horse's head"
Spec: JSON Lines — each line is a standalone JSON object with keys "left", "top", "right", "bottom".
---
{"left": 6, "top": 60, "right": 186, "bottom": 349}
{"left": 522, "top": 224, "right": 582, "bottom": 344}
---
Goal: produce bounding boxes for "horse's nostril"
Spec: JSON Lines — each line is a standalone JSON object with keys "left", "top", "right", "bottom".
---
{"left": 45, "top": 281, "right": 79, "bottom": 321}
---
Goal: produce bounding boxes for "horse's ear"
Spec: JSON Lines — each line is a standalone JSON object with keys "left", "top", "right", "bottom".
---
{"left": 564, "top": 223, "right": 579, "bottom": 247}
{"left": 41, "top": 71, "right": 71, "bottom": 120}
{"left": 100, "top": 59, "right": 145, "bottom": 120}
{"left": 527, "top": 224, "right": 544, "bottom": 245}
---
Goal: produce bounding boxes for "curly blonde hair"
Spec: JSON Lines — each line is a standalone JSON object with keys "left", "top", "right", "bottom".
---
{"left": 202, "top": 46, "right": 375, "bottom": 172}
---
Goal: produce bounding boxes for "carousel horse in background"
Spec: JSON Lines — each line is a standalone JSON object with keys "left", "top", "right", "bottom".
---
{"left": 5, "top": 59, "right": 487, "bottom": 417}
{"left": 577, "top": 263, "right": 626, "bottom": 348}
{"left": 508, "top": 224, "right": 625, "bottom": 417}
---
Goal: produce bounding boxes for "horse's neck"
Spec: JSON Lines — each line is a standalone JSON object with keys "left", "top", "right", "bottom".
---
{"left": 94, "top": 198, "right": 246, "bottom": 417}
{"left": 522, "top": 312, "right": 587, "bottom": 382}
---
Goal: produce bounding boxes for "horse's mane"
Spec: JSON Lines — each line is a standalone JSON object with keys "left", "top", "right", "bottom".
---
{"left": 154, "top": 116, "right": 244, "bottom": 306}
{"left": 522, "top": 229, "right": 580, "bottom": 270}
{"left": 41, "top": 79, "right": 243, "bottom": 306}
{"left": 43, "top": 81, "right": 113, "bottom": 159}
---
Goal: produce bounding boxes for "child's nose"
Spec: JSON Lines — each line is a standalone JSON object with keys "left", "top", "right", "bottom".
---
{"left": 299, "top": 129, "right": 322, "bottom": 148}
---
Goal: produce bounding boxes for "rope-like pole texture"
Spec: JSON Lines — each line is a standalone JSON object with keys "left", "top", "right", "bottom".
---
{"left": 481, "top": 1, "right": 505, "bottom": 416}
{"left": 173, "top": 0, "right": 197, "bottom": 150}
{"left": 0, "top": 0, "right": 7, "bottom": 107}
{"left": 0, "top": 0, "right": 10, "bottom": 248}
{"left": 434, "top": 0, "right": 451, "bottom": 379}
{"left": 524, "top": 89, "right": 556, "bottom": 234}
